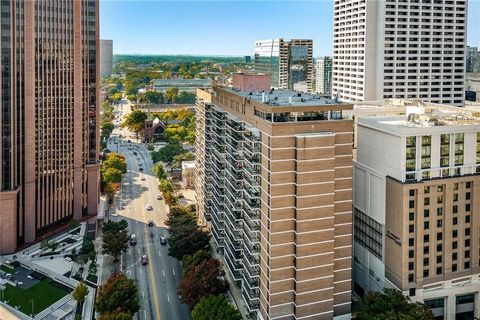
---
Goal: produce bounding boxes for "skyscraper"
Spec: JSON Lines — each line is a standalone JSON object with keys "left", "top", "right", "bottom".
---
{"left": 466, "top": 46, "right": 480, "bottom": 73}
{"left": 0, "top": 0, "right": 100, "bottom": 254}
{"left": 100, "top": 39, "right": 113, "bottom": 78}
{"left": 354, "top": 104, "right": 480, "bottom": 319}
{"left": 332, "top": 0, "right": 467, "bottom": 106}
{"left": 315, "top": 57, "right": 333, "bottom": 95}
{"left": 195, "top": 82, "right": 353, "bottom": 319}
{"left": 254, "top": 39, "right": 314, "bottom": 93}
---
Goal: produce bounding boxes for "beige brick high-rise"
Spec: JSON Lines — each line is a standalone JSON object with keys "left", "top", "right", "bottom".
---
{"left": 195, "top": 85, "right": 353, "bottom": 319}
{"left": 0, "top": 0, "right": 100, "bottom": 254}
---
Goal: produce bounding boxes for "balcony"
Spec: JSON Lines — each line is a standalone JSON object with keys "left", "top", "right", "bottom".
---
{"left": 243, "top": 205, "right": 260, "bottom": 220}
{"left": 226, "top": 119, "right": 243, "bottom": 132}
{"left": 241, "top": 289, "right": 260, "bottom": 312}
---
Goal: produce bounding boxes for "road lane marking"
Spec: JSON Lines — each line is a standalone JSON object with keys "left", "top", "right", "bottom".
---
{"left": 167, "top": 294, "right": 170, "bottom": 303}
{"left": 162, "top": 270, "right": 165, "bottom": 277}
{"left": 139, "top": 268, "right": 142, "bottom": 274}
{"left": 144, "top": 310, "right": 146, "bottom": 319}
{"left": 142, "top": 291, "right": 145, "bottom": 299}
{"left": 172, "top": 269, "right": 175, "bottom": 277}
{"left": 159, "top": 250, "right": 161, "bottom": 257}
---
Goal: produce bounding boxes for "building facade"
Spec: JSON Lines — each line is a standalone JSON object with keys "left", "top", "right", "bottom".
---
{"left": 332, "top": 0, "right": 467, "bottom": 106}
{"left": 315, "top": 57, "right": 333, "bottom": 95}
{"left": 195, "top": 86, "right": 353, "bottom": 320}
{"left": 149, "top": 78, "right": 211, "bottom": 93}
{"left": 353, "top": 108, "right": 480, "bottom": 319}
{"left": 100, "top": 39, "right": 113, "bottom": 78}
{"left": 254, "top": 39, "right": 314, "bottom": 93}
{"left": 466, "top": 46, "right": 480, "bottom": 73}
{"left": 0, "top": 0, "right": 100, "bottom": 254}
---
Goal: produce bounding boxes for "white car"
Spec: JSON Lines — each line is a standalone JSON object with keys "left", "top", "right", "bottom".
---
{"left": 146, "top": 204, "right": 153, "bottom": 211}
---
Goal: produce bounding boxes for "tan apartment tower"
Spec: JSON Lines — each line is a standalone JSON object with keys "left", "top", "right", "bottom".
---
{"left": 354, "top": 106, "right": 480, "bottom": 319}
{"left": 0, "top": 0, "right": 100, "bottom": 254}
{"left": 195, "top": 82, "right": 353, "bottom": 319}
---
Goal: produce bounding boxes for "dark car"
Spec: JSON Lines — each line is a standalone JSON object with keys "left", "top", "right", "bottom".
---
{"left": 160, "top": 236, "right": 167, "bottom": 245}
{"left": 148, "top": 220, "right": 154, "bottom": 227}
{"left": 133, "top": 151, "right": 137, "bottom": 156}
{"left": 141, "top": 255, "right": 149, "bottom": 265}
{"left": 129, "top": 234, "right": 137, "bottom": 246}
{"left": 139, "top": 167, "right": 143, "bottom": 172}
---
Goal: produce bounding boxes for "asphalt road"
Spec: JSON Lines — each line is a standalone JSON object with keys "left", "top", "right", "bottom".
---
{"left": 107, "top": 98, "right": 190, "bottom": 320}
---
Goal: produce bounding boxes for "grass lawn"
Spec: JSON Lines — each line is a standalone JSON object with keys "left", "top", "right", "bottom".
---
{"left": 0, "top": 264, "right": 15, "bottom": 274}
{"left": 3, "top": 277, "right": 69, "bottom": 315}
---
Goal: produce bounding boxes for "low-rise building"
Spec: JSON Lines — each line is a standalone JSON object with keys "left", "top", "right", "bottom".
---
{"left": 181, "top": 161, "right": 196, "bottom": 189}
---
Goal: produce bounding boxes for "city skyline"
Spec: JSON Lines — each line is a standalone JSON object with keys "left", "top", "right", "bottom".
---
{"left": 100, "top": 0, "right": 480, "bottom": 56}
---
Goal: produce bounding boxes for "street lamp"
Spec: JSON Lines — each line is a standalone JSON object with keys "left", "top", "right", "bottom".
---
{"left": 29, "top": 299, "right": 34, "bottom": 319}
{"left": 0, "top": 285, "right": 5, "bottom": 302}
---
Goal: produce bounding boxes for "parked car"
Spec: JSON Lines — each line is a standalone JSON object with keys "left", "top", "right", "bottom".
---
{"left": 160, "top": 236, "right": 167, "bottom": 245}
{"left": 156, "top": 195, "right": 162, "bottom": 200}
{"left": 140, "top": 176, "right": 146, "bottom": 181}
{"left": 146, "top": 204, "right": 153, "bottom": 211}
{"left": 141, "top": 255, "right": 149, "bottom": 265}
{"left": 129, "top": 234, "right": 137, "bottom": 246}
{"left": 139, "top": 167, "right": 144, "bottom": 172}
{"left": 133, "top": 151, "right": 137, "bottom": 155}
{"left": 148, "top": 220, "right": 154, "bottom": 227}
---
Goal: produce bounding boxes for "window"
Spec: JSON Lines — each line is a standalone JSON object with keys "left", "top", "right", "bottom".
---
{"left": 437, "top": 208, "right": 443, "bottom": 216}
{"left": 466, "top": 182, "right": 471, "bottom": 188}
{"left": 409, "top": 238, "right": 415, "bottom": 246}
{"left": 465, "top": 250, "right": 470, "bottom": 258}
{"left": 465, "top": 228, "right": 470, "bottom": 236}
{"left": 424, "top": 198, "right": 430, "bottom": 206}
{"left": 424, "top": 221, "right": 429, "bottom": 229}
{"left": 453, "top": 230, "right": 458, "bottom": 238}
{"left": 423, "top": 269, "right": 429, "bottom": 277}
{"left": 465, "top": 204, "right": 471, "bottom": 212}
{"left": 456, "top": 294, "right": 475, "bottom": 304}
{"left": 437, "top": 232, "right": 443, "bottom": 241}
{"left": 437, "top": 220, "right": 442, "bottom": 227}
{"left": 453, "top": 217, "right": 458, "bottom": 225}
{"left": 423, "top": 257, "right": 429, "bottom": 266}
{"left": 424, "top": 186, "right": 430, "bottom": 194}
{"left": 424, "top": 246, "right": 429, "bottom": 254}
{"left": 464, "top": 261, "right": 470, "bottom": 269}
{"left": 424, "top": 209, "right": 430, "bottom": 217}
{"left": 453, "top": 183, "right": 459, "bottom": 190}
{"left": 452, "top": 252, "right": 458, "bottom": 261}
{"left": 453, "top": 205, "right": 458, "bottom": 213}
{"left": 409, "top": 212, "right": 415, "bottom": 221}
{"left": 437, "top": 185, "right": 444, "bottom": 192}
{"left": 436, "top": 266, "right": 442, "bottom": 275}
{"left": 354, "top": 209, "right": 383, "bottom": 259}
{"left": 409, "top": 288, "right": 416, "bottom": 297}
{"left": 425, "top": 298, "right": 444, "bottom": 309}
{"left": 409, "top": 262, "right": 414, "bottom": 270}
{"left": 409, "top": 225, "right": 415, "bottom": 233}
{"left": 437, "top": 256, "right": 442, "bottom": 263}
{"left": 437, "top": 244, "right": 443, "bottom": 252}
{"left": 409, "top": 273, "right": 414, "bottom": 282}
{"left": 409, "top": 250, "right": 414, "bottom": 258}
{"left": 409, "top": 190, "right": 415, "bottom": 196}
{"left": 437, "top": 195, "right": 443, "bottom": 204}
{"left": 453, "top": 193, "right": 458, "bottom": 202}
{"left": 466, "top": 192, "right": 471, "bottom": 200}
{"left": 409, "top": 200, "right": 415, "bottom": 208}
{"left": 453, "top": 241, "right": 458, "bottom": 249}
{"left": 424, "top": 235, "right": 429, "bottom": 243}
{"left": 465, "top": 215, "right": 470, "bottom": 223}
{"left": 465, "top": 239, "right": 470, "bottom": 247}
{"left": 452, "top": 264, "right": 457, "bottom": 272}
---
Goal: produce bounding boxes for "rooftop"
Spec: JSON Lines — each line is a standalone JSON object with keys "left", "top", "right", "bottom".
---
{"left": 224, "top": 87, "right": 346, "bottom": 107}
{"left": 359, "top": 106, "right": 480, "bottom": 135}
{"left": 152, "top": 79, "right": 211, "bottom": 86}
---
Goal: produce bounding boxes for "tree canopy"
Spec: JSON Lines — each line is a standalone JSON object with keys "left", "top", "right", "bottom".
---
{"left": 96, "top": 273, "right": 140, "bottom": 317}
{"left": 171, "top": 152, "right": 195, "bottom": 169}
{"left": 72, "top": 282, "right": 89, "bottom": 303}
{"left": 178, "top": 258, "right": 229, "bottom": 308}
{"left": 151, "top": 143, "right": 186, "bottom": 164}
{"left": 101, "top": 220, "right": 129, "bottom": 262}
{"left": 191, "top": 295, "right": 241, "bottom": 320}
{"left": 355, "top": 289, "right": 435, "bottom": 320}
{"left": 121, "top": 110, "right": 147, "bottom": 136}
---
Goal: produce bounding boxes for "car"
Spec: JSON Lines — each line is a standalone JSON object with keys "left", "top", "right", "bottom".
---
{"left": 129, "top": 234, "right": 137, "bottom": 246}
{"left": 133, "top": 151, "right": 137, "bottom": 155}
{"left": 148, "top": 220, "right": 154, "bottom": 227}
{"left": 160, "top": 236, "right": 167, "bottom": 245}
{"left": 156, "top": 195, "right": 162, "bottom": 200}
{"left": 146, "top": 204, "right": 153, "bottom": 211}
{"left": 139, "top": 167, "right": 144, "bottom": 172}
{"left": 140, "top": 177, "right": 146, "bottom": 181}
{"left": 141, "top": 255, "right": 149, "bottom": 265}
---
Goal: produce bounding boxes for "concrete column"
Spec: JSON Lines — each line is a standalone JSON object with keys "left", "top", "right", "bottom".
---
{"left": 446, "top": 294, "right": 456, "bottom": 320}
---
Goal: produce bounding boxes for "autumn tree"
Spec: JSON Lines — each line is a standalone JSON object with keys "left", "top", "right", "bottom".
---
{"left": 191, "top": 295, "right": 241, "bottom": 320}
{"left": 96, "top": 273, "right": 140, "bottom": 317}
{"left": 178, "top": 258, "right": 229, "bottom": 308}
{"left": 152, "top": 163, "right": 167, "bottom": 180}
{"left": 355, "top": 289, "right": 434, "bottom": 320}
{"left": 121, "top": 109, "right": 147, "bottom": 138}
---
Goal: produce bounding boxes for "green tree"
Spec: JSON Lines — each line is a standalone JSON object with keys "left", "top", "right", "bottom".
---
{"left": 121, "top": 110, "right": 147, "bottom": 137}
{"left": 163, "top": 124, "right": 189, "bottom": 144}
{"left": 110, "top": 92, "right": 123, "bottom": 103}
{"left": 102, "top": 167, "right": 123, "bottom": 185}
{"left": 102, "top": 153, "right": 127, "bottom": 174}
{"left": 102, "top": 224, "right": 129, "bottom": 262}
{"left": 108, "top": 87, "right": 120, "bottom": 96}
{"left": 152, "top": 163, "right": 167, "bottom": 180}
{"left": 192, "top": 295, "right": 241, "bottom": 320}
{"left": 154, "top": 143, "right": 186, "bottom": 164}
{"left": 159, "top": 179, "right": 174, "bottom": 193}
{"left": 168, "top": 227, "right": 210, "bottom": 260}
{"left": 182, "top": 250, "right": 211, "bottom": 273}
{"left": 99, "top": 312, "right": 133, "bottom": 320}
{"left": 88, "top": 256, "right": 99, "bottom": 276}
{"left": 72, "top": 282, "right": 89, "bottom": 304}
{"left": 165, "top": 87, "right": 179, "bottom": 103}
{"left": 96, "top": 273, "right": 140, "bottom": 316}
{"left": 178, "top": 258, "right": 229, "bottom": 308}
{"left": 103, "top": 219, "right": 129, "bottom": 235}
{"left": 140, "top": 91, "right": 165, "bottom": 104}
{"left": 355, "top": 289, "right": 435, "bottom": 320}
{"left": 172, "top": 152, "right": 195, "bottom": 169}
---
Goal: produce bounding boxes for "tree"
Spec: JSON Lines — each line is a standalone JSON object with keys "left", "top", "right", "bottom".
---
{"left": 72, "top": 282, "right": 89, "bottom": 304}
{"left": 162, "top": 191, "right": 178, "bottom": 206}
{"left": 159, "top": 179, "right": 174, "bottom": 193}
{"left": 102, "top": 220, "right": 128, "bottom": 261}
{"left": 88, "top": 256, "right": 98, "bottom": 276}
{"left": 172, "top": 152, "right": 195, "bottom": 169}
{"left": 139, "top": 91, "right": 164, "bottom": 104}
{"left": 355, "top": 289, "right": 435, "bottom": 320}
{"left": 110, "top": 92, "right": 123, "bottom": 103}
{"left": 152, "top": 163, "right": 167, "bottom": 180}
{"left": 191, "top": 295, "right": 241, "bottom": 320}
{"left": 178, "top": 258, "right": 229, "bottom": 308}
{"left": 163, "top": 124, "right": 189, "bottom": 144}
{"left": 165, "top": 87, "right": 179, "bottom": 103}
{"left": 99, "top": 312, "right": 133, "bottom": 320}
{"left": 154, "top": 143, "right": 185, "bottom": 164}
{"left": 121, "top": 109, "right": 147, "bottom": 137}
{"left": 102, "top": 153, "right": 127, "bottom": 174}
{"left": 102, "top": 167, "right": 123, "bottom": 185}
{"left": 182, "top": 250, "right": 211, "bottom": 273}
{"left": 169, "top": 227, "right": 210, "bottom": 260}
{"left": 96, "top": 273, "right": 140, "bottom": 316}
{"left": 103, "top": 219, "right": 128, "bottom": 234}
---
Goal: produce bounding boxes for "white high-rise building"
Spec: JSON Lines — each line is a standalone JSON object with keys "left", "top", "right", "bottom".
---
{"left": 100, "top": 39, "right": 113, "bottom": 78}
{"left": 332, "top": 0, "right": 467, "bottom": 106}
{"left": 315, "top": 57, "right": 333, "bottom": 94}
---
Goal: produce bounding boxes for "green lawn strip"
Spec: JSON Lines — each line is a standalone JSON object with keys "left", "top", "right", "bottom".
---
{"left": 3, "top": 278, "right": 69, "bottom": 315}
{"left": 0, "top": 264, "right": 15, "bottom": 274}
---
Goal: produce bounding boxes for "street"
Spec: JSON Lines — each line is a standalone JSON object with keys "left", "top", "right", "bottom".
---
{"left": 106, "top": 97, "right": 191, "bottom": 320}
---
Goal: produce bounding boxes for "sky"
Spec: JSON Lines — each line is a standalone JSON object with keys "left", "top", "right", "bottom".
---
{"left": 100, "top": 0, "right": 480, "bottom": 56}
